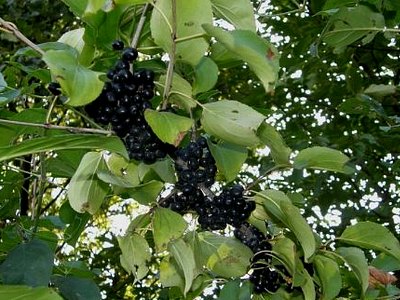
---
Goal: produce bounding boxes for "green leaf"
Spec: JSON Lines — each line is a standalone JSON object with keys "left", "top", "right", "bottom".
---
{"left": 60, "top": 201, "right": 91, "bottom": 246}
{"left": 257, "top": 122, "right": 292, "bottom": 165}
{"left": 338, "top": 96, "right": 385, "bottom": 116}
{"left": 118, "top": 233, "right": 151, "bottom": 281}
{"left": 323, "top": 5, "right": 385, "bottom": 52}
{"left": 158, "top": 73, "right": 196, "bottom": 111}
{"left": 364, "top": 84, "right": 396, "bottom": 97}
{"left": 169, "top": 239, "right": 196, "bottom": 295}
{"left": 144, "top": 110, "right": 193, "bottom": 146}
{"left": 150, "top": 0, "right": 213, "bottom": 66}
{"left": 128, "top": 180, "right": 164, "bottom": 205}
{"left": 115, "top": 0, "right": 149, "bottom": 4}
{"left": 42, "top": 49, "right": 104, "bottom": 106}
{"left": 207, "top": 141, "right": 247, "bottom": 182}
{"left": 314, "top": 254, "right": 342, "bottom": 300}
{"left": 106, "top": 154, "right": 140, "bottom": 185}
{"left": 51, "top": 276, "right": 101, "bottom": 300}
{"left": 153, "top": 207, "right": 188, "bottom": 251}
{"left": 0, "top": 72, "right": 7, "bottom": 91}
{"left": 218, "top": 279, "right": 252, "bottom": 300}
{"left": 0, "top": 285, "right": 62, "bottom": 300}
{"left": 67, "top": 152, "right": 109, "bottom": 214}
{"left": 257, "top": 190, "right": 316, "bottom": 261}
{"left": 196, "top": 232, "right": 253, "bottom": 278}
{"left": 0, "top": 134, "right": 128, "bottom": 163}
{"left": 58, "top": 28, "right": 86, "bottom": 55}
{"left": 336, "top": 247, "right": 369, "bottom": 294}
{"left": 0, "top": 89, "right": 21, "bottom": 106}
{"left": 293, "top": 146, "right": 354, "bottom": 174}
{"left": 0, "top": 239, "right": 54, "bottom": 287}
{"left": 193, "top": 57, "right": 219, "bottom": 94}
{"left": 202, "top": 25, "right": 280, "bottom": 92}
{"left": 273, "top": 237, "right": 297, "bottom": 275}
{"left": 372, "top": 253, "right": 400, "bottom": 272}
{"left": 338, "top": 221, "right": 400, "bottom": 262}
{"left": 160, "top": 256, "right": 185, "bottom": 291}
{"left": 201, "top": 100, "right": 265, "bottom": 147}
{"left": 45, "top": 149, "right": 87, "bottom": 178}
{"left": 210, "top": 0, "right": 256, "bottom": 31}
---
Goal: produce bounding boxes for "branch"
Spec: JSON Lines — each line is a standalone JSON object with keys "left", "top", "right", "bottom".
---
{"left": 0, "top": 17, "right": 45, "bottom": 56}
{"left": 131, "top": 4, "right": 150, "bottom": 49}
{"left": 161, "top": 0, "right": 177, "bottom": 110}
{"left": 0, "top": 118, "right": 113, "bottom": 135}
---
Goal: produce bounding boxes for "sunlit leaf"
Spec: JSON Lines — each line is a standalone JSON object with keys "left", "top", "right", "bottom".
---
{"left": 210, "top": 0, "right": 256, "bottom": 31}
{"left": 257, "top": 122, "right": 291, "bottom": 165}
{"left": 0, "top": 285, "right": 62, "bottom": 300}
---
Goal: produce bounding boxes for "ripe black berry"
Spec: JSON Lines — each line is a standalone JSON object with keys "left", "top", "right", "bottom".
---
{"left": 48, "top": 82, "right": 61, "bottom": 95}
{"left": 112, "top": 40, "right": 124, "bottom": 50}
{"left": 122, "top": 47, "right": 138, "bottom": 62}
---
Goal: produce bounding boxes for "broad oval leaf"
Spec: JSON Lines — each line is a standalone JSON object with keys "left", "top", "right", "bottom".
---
{"left": 193, "top": 57, "right": 219, "bottom": 94}
{"left": 144, "top": 110, "right": 193, "bottom": 146}
{"left": 257, "top": 122, "right": 292, "bottom": 165}
{"left": 0, "top": 239, "right": 54, "bottom": 287}
{"left": 51, "top": 275, "right": 101, "bottom": 300}
{"left": 150, "top": 0, "right": 213, "bottom": 66}
{"left": 314, "top": 254, "right": 342, "bottom": 300}
{"left": 169, "top": 238, "right": 196, "bottom": 295}
{"left": 160, "top": 256, "right": 185, "bottom": 291}
{"left": 153, "top": 207, "right": 188, "bottom": 251}
{"left": 273, "top": 237, "right": 297, "bottom": 275}
{"left": 0, "top": 134, "right": 128, "bottom": 163}
{"left": 128, "top": 180, "right": 164, "bottom": 205}
{"left": 42, "top": 48, "right": 104, "bottom": 106}
{"left": 293, "top": 146, "right": 354, "bottom": 174}
{"left": 201, "top": 100, "right": 265, "bottom": 147}
{"left": 0, "top": 285, "right": 62, "bottom": 300}
{"left": 210, "top": 0, "right": 256, "bottom": 31}
{"left": 67, "top": 152, "right": 109, "bottom": 214}
{"left": 207, "top": 141, "right": 247, "bottom": 182}
{"left": 158, "top": 73, "right": 196, "bottom": 111}
{"left": 339, "top": 221, "right": 400, "bottom": 262}
{"left": 196, "top": 232, "right": 253, "bottom": 278}
{"left": 117, "top": 233, "right": 151, "bottom": 281}
{"left": 202, "top": 24, "right": 280, "bottom": 92}
{"left": 257, "top": 190, "right": 316, "bottom": 261}
{"left": 336, "top": 247, "right": 369, "bottom": 294}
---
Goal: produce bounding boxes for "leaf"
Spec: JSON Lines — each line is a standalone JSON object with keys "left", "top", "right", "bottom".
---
{"left": 42, "top": 49, "right": 104, "bottom": 106}
{"left": 196, "top": 232, "right": 253, "bottom": 278}
{"left": 313, "top": 254, "right": 342, "bottom": 300}
{"left": 207, "top": 141, "right": 247, "bottom": 182}
{"left": 256, "top": 190, "right": 316, "bottom": 261}
{"left": 0, "top": 285, "right": 62, "bottom": 300}
{"left": 158, "top": 73, "right": 196, "bottom": 111}
{"left": 257, "top": 122, "right": 291, "bottom": 165}
{"left": 0, "top": 239, "right": 54, "bottom": 287}
{"left": 128, "top": 180, "right": 164, "bottom": 205}
{"left": 0, "top": 72, "right": 7, "bottom": 91}
{"left": 210, "top": 0, "right": 256, "bottom": 31}
{"left": 0, "top": 89, "right": 21, "bottom": 106}
{"left": 169, "top": 239, "right": 196, "bottom": 295}
{"left": 293, "top": 146, "right": 354, "bottom": 174}
{"left": 368, "top": 266, "right": 397, "bottom": 288}
{"left": 193, "top": 57, "right": 219, "bottom": 94}
{"left": 106, "top": 154, "right": 140, "bottom": 185}
{"left": 115, "top": 0, "right": 149, "bottom": 4}
{"left": 45, "top": 149, "right": 87, "bottom": 178}
{"left": 160, "top": 256, "right": 185, "bottom": 291}
{"left": 338, "top": 221, "right": 400, "bottom": 262}
{"left": 58, "top": 28, "right": 86, "bottom": 55}
{"left": 372, "top": 253, "right": 400, "bottom": 272}
{"left": 218, "top": 279, "right": 252, "bottom": 300}
{"left": 323, "top": 5, "right": 385, "bottom": 52}
{"left": 202, "top": 25, "right": 280, "bottom": 92}
{"left": 152, "top": 207, "right": 188, "bottom": 251}
{"left": 118, "top": 233, "right": 151, "bottom": 281}
{"left": 336, "top": 247, "right": 369, "bottom": 294}
{"left": 51, "top": 276, "right": 101, "bottom": 300}
{"left": 60, "top": 201, "right": 91, "bottom": 246}
{"left": 150, "top": 0, "right": 213, "bottom": 66}
{"left": 67, "top": 152, "right": 109, "bottom": 214}
{"left": 338, "top": 96, "right": 385, "bottom": 116}
{"left": 364, "top": 84, "right": 396, "bottom": 97}
{"left": 273, "top": 237, "right": 297, "bottom": 275}
{"left": 0, "top": 134, "right": 128, "bottom": 162}
{"left": 144, "top": 110, "right": 193, "bottom": 146}
{"left": 201, "top": 100, "right": 265, "bottom": 147}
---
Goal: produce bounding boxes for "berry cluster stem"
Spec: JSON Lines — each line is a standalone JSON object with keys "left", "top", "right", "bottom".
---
{"left": 0, "top": 17, "right": 44, "bottom": 56}
{"left": 161, "top": 0, "right": 177, "bottom": 110}
{"left": 131, "top": 3, "right": 150, "bottom": 49}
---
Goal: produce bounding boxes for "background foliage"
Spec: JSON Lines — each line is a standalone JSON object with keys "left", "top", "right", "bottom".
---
{"left": 0, "top": 0, "right": 400, "bottom": 299}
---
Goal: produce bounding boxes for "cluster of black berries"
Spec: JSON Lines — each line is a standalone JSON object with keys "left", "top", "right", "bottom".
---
{"left": 234, "top": 222, "right": 285, "bottom": 294}
{"left": 84, "top": 40, "right": 173, "bottom": 164}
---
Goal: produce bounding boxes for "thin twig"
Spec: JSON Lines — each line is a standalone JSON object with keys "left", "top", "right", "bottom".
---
{"left": 131, "top": 4, "right": 150, "bottom": 49}
{"left": 0, "top": 17, "right": 45, "bottom": 56}
{"left": 161, "top": 0, "right": 177, "bottom": 110}
{"left": 246, "top": 165, "right": 287, "bottom": 191}
{"left": 0, "top": 118, "right": 113, "bottom": 135}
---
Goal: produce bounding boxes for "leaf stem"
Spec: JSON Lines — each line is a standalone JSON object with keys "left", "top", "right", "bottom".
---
{"left": 131, "top": 3, "right": 150, "bottom": 49}
{"left": 0, "top": 17, "right": 45, "bottom": 56}
{"left": 175, "top": 33, "right": 205, "bottom": 43}
{"left": 246, "top": 164, "right": 288, "bottom": 191}
{"left": 325, "top": 27, "right": 400, "bottom": 35}
{"left": 161, "top": 0, "right": 177, "bottom": 110}
{"left": 0, "top": 118, "right": 113, "bottom": 135}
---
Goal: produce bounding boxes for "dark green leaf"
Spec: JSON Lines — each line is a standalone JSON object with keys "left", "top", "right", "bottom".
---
{"left": 314, "top": 254, "right": 342, "bottom": 300}
{"left": 207, "top": 141, "right": 247, "bottom": 182}
{"left": 51, "top": 275, "right": 101, "bottom": 300}
{"left": 193, "top": 57, "right": 219, "bottom": 94}
{"left": 0, "top": 239, "right": 54, "bottom": 287}
{"left": 60, "top": 201, "right": 91, "bottom": 246}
